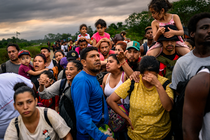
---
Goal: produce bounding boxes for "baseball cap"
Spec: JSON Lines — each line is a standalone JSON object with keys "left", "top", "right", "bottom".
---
{"left": 67, "top": 50, "right": 79, "bottom": 61}
{"left": 126, "top": 41, "right": 140, "bottom": 51}
{"left": 157, "top": 25, "right": 180, "bottom": 42}
{"left": 18, "top": 50, "right": 31, "bottom": 58}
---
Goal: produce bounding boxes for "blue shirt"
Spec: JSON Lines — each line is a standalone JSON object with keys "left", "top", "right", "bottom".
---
{"left": 71, "top": 70, "right": 109, "bottom": 140}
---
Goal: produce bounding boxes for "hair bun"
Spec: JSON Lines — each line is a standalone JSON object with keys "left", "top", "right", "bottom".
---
{"left": 14, "top": 82, "right": 27, "bottom": 91}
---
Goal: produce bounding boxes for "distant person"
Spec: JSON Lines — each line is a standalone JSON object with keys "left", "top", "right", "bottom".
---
{"left": 146, "top": 0, "right": 190, "bottom": 57}
{"left": 75, "top": 38, "right": 88, "bottom": 56}
{"left": 92, "top": 19, "right": 111, "bottom": 49}
{"left": 140, "top": 26, "right": 154, "bottom": 56}
{"left": 120, "top": 31, "right": 126, "bottom": 41}
{"left": 52, "top": 50, "right": 65, "bottom": 80}
{"left": 18, "top": 50, "right": 48, "bottom": 79}
{"left": 114, "top": 41, "right": 127, "bottom": 54}
{"left": 47, "top": 41, "right": 51, "bottom": 50}
{"left": 75, "top": 24, "right": 90, "bottom": 45}
{"left": 184, "top": 38, "right": 195, "bottom": 50}
{"left": 41, "top": 47, "right": 57, "bottom": 69}
{"left": 61, "top": 42, "right": 68, "bottom": 56}
{"left": 0, "top": 43, "right": 21, "bottom": 74}
{"left": 68, "top": 39, "right": 75, "bottom": 51}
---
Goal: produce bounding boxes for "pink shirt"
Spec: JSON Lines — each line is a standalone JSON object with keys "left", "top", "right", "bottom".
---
{"left": 18, "top": 64, "right": 34, "bottom": 79}
{"left": 92, "top": 32, "right": 110, "bottom": 43}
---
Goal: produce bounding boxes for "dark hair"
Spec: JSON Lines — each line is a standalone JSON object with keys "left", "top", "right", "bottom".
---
{"left": 116, "top": 41, "right": 127, "bottom": 51}
{"left": 100, "top": 41, "right": 110, "bottom": 47}
{"left": 188, "top": 12, "right": 210, "bottom": 40}
{"left": 40, "top": 70, "right": 54, "bottom": 79}
{"left": 78, "top": 39, "right": 88, "bottom": 44}
{"left": 6, "top": 43, "right": 20, "bottom": 52}
{"left": 185, "top": 39, "right": 195, "bottom": 47}
{"left": 54, "top": 50, "right": 65, "bottom": 57}
{"left": 145, "top": 26, "right": 152, "bottom": 33}
{"left": 95, "top": 19, "right": 107, "bottom": 27}
{"left": 34, "top": 53, "right": 47, "bottom": 63}
{"left": 69, "top": 60, "right": 83, "bottom": 71}
{"left": 13, "top": 82, "right": 36, "bottom": 102}
{"left": 108, "top": 54, "right": 123, "bottom": 71}
{"left": 80, "top": 47, "right": 98, "bottom": 60}
{"left": 149, "top": 0, "right": 172, "bottom": 13}
{"left": 139, "top": 56, "right": 159, "bottom": 74}
{"left": 120, "top": 31, "right": 126, "bottom": 36}
{"left": 40, "top": 47, "right": 50, "bottom": 52}
{"left": 80, "top": 24, "right": 87, "bottom": 30}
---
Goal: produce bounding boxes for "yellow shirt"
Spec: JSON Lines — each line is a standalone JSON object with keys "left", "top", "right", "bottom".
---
{"left": 115, "top": 75, "right": 174, "bottom": 140}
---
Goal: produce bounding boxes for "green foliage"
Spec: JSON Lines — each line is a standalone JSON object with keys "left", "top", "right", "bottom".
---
{"left": 106, "top": 22, "right": 127, "bottom": 38}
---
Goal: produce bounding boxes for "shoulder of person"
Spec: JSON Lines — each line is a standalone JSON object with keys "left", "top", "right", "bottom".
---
{"left": 151, "top": 20, "right": 158, "bottom": 26}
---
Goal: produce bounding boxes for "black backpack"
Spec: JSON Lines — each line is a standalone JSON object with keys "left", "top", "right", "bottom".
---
{"left": 59, "top": 79, "right": 77, "bottom": 140}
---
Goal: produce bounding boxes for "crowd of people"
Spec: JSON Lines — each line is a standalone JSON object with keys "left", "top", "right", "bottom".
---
{"left": 0, "top": 0, "right": 210, "bottom": 139}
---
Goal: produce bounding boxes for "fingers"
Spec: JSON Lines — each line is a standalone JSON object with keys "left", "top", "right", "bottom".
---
{"left": 130, "top": 71, "right": 140, "bottom": 83}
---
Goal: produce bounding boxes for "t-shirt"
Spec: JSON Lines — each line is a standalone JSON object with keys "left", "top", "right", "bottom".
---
{"left": 115, "top": 75, "right": 174, "bottom": 140}
{"left": 0, "top": 60, "right": 20, "bottom": 74}
{"left": 61, "top": 45, "right": 68, "bottom": 56}
{"left": 92, "top": 32, "right": 110, "bottom": 43}
{"left": 170, "top": 51, "right": 210, "bottom": 90}
{"left": 77, "top": 33, "right": 90, "bottom": 46}
{"left": 71, "top": 70, "right": 109, "bottom": 140}
{"left": 4, "top": 107, "right": 70, "bottom": 140}
{"left": 0, "top": 73, "right": 33, "bottom": 140}
{"left": 46, "top": 60, "right": 55, "bottom": 69}
{"left": 18, "top": 64, "right": 34, "bottom": 79}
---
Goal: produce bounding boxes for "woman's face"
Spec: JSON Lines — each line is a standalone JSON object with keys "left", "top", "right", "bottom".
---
{"left": 33, "top": 56, "right": 46, "bottom": 71}
{"left": 115, "top": 45, "right": 124, "bottom": 54}
{"left": 55, "top": 52, "right": 64, "bottom": 62}
{"left": 14, "top": 91, "right": 37, "bottom": 118}
{"left": 65, "top": 62, "right": 80, "bottom": 81}
{"left": 38, "top": 74, "right": 54, "bottom": 88}
{"left": 106, "top": 56, "right": 120, "bottom": 72}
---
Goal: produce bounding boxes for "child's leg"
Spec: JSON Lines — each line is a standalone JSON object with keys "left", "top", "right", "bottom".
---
{"left": 175, "top": 41, "right": 190, "bottom": 56}
{"left": 146, "top": 42, "right": 163, "bottom": 57}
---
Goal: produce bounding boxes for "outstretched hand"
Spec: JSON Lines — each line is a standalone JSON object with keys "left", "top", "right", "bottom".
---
{"left": 116, "top": 50, "right": 127, "bottom": 63}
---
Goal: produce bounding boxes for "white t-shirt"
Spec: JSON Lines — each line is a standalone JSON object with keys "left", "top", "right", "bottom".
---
{"left": 46, "top": 60, "right": 55, "bottom": 69}
{"left": 0, "top": 73, "right": 33, "bottom": 140}
{"left": 61, "top": 45, "right": 68, "bottom": 56}
{"left": 77, "top": 33, "right": 90, "bottom": 45}
{"left": 4, "top": 107, "right": 70, "bottom": 140}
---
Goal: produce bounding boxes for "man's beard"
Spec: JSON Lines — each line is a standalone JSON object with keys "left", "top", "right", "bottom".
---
{"left": 11, "top": 58, "right": 18, "bottom": 62}
{"left": 90, "top": 68, "right": 101, "bottom": 74}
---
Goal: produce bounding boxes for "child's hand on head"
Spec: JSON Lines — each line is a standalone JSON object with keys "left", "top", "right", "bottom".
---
{"left": 102, "top": 38, "right": 110, "bottom": 42}
{"left": 157, "top": 27, "right": 165, "bottom": 35}
{"left": 164, "top": 27, "right": 175, "bottom": 38}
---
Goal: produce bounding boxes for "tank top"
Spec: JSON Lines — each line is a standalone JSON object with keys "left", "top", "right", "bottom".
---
{"left": 156, "top": 14, "right": 175, "bottom": 27}
{"left": 104, "top": 72, "right": 129, "bottom": 104}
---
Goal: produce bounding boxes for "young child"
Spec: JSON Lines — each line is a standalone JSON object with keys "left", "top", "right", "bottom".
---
{"left": 75, "top": 38, "right": 88, "bottom": 56}
{"left": 92, "top": 19, "right": 111, "bottom": 49}
{"left": 18, "top": 50, "right": 48, "bottom": 79}
{"left": 75, "top": 24, "right": 90, "bottom": 46}
{"left": 147, "top": 0, "right": 190, "bottom": 57}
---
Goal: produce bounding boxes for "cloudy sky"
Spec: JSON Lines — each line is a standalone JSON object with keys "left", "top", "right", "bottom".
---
{"left": 0, "top": 0, "right": 179, "bottom": 40}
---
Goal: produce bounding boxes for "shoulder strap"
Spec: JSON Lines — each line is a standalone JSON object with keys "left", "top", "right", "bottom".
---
{"left": 143, "top": 42, "right": 148, "bottom": 55}
{"left": 1, "top": 62, "right": 6, "bottom": 73}
{"left": 15, "top": 117, "right": 20, "bottom": 138}
{"left": 157, "top": 55, "right": 177, "bottom": 69}
{"left": 162, "top": 80, "right": 170, "bottom": 90}
{"left": 122, "top": 71, "right": 125, "bottom": 83}
{"left": 196, "top": 66, "right": 210, "bottom": 74}
{"left": 44, "top": 108, "right": 52, "bottom": 127}
{"left": 52, "top": 60, "right": 57, "bottom": 67}
{"left": 105, "top": 73, "right": 111, "bottom": 86}
{"left": 59, "top": 79, "right": 67, "bottom": 96}
{"left": 62, "top": 69, "right": 66, "bottom": 79}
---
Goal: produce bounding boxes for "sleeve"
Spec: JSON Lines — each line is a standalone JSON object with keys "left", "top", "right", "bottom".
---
{"left": 38, "top": 80, "right": 61, "bottom": 99}
{"left": 48, "top": 108, "right": 71, "bottom": 139}
{"left": 92, "top": 33, "right": 96, "bottom": 40}
{"left": 71, "top": 79, "right": 108, "bottom": 140}
{"left": 4, "top": 118, "right": 19, "bottom": 140}
{"left": 23, "top": 65, "right": 32, "bottom": 73}
{"left": 55, "top": 95, "right": 59, "bottom": 107}
{"left": 170, "top": 61, "right": 186, "bottom": 90}
{"left": 115, "top": 79, "right": 131, "bottom": 100}
{"left": 166, "top": 84, "right": 174, "bottom": 99}
{"left": 17, "top": 74, "right": 33, "bottom": 88}
{"left": 86, "top": 34, "right": 90, "bottom": 39}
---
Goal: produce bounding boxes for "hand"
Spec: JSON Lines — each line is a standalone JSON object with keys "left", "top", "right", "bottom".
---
{"left": 101, "top": 37, "right": 110, "bottom": 42}
{"left": 106, "top": 137, "right": 115, "bottom": 140}
{"left": 126, "top": 117, "right": 134, "bottom": 130}
{"left": 79, "top": 37, "right": 86, "bottom": 40}
{"left": 157, "top": 27, "right": 165, "bottom": 35}
{"left": 142, "top": 73, "right": 160, "bottom": 87}
{"left": 164, "top": 27, "right": 175, "bottom": 38}
{"left": 116, "top": 50, "right": 127, "bottom": 63}
{"left": 129, "top": 71, "right": 140, "bottom": 83}
{"left": 38, "top": 76, "right": 50, "bottom": 86}
{"left": 44, "top": 68, "right": 49, "bottom": 71}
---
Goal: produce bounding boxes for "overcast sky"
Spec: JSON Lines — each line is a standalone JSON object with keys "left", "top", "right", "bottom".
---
{"left": 0, "top": 0, "right": 179, "bottom": 40}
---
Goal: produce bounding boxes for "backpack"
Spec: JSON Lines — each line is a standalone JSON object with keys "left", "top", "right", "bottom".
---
{"left": 15, "top": 108, "right": 53, "bottom": 138}
{"left": 59, "top": 79, "right": 77, "bottom": 140}
{"left": 1, "top": 62, "right": 6, "bottom": 73}
{"left": 156, "top": 55, "right": 178, "bottom": 81}
{"left": 172, "top": 65, "right": 210, "bottom": 139}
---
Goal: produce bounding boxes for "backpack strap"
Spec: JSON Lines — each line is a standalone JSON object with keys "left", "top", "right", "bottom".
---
{"left": 157, "top": 55, "right": 177, "bottom": 70}
{"left": 196, "top": 66, "right": 210, "bottom": 74}
{"left": 59, "top": 79, "right": 67, "bottom": 96}
{"left": 52, "top": 60, "right": 57, "bottom": 67}
{"left": 162, "top": 80, "right": 170, "bottom": 90}
{"left": 44, "top": 108, "right": 52, "bottom": 127}
{"left": 62, "top": 69, "right": 66, "bottom": 79}
{"left": 143, "top": 42, "right": 148, "bottom": 55}
{"left": 48, "top": 97, "right": 55, "bottom": 109}
{"left": 1, "top": 62, "right": 6, "bottom": 73}
{"left": 15, "top": 117, "right": 20, "bottom": 138}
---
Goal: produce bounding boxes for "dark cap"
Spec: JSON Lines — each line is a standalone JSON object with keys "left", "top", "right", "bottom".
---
{"left": 157, "top": 25, "right": 180, "bottom": 42}
{"left": 67, "top": 50, "right": 79, "bottom": 61}
{"left": 18, "top": 50, "right": 31, "bottom": 58}
{"left": 40, "top": 47, "right": 50, "bottom": 52}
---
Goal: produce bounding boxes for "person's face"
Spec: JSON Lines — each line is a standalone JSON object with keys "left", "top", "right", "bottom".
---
{"left": 55, "top": 52, "right": 64, "bottom": 62}
{"left": 7, "top": 46, "right": 19, "bottom": 61}
{"left": 80, "top": 26, "right": 87, "bottom": 35}
{"left": 126, "top": 48, "right": 140, "bottom": 63}
{"left": 192, "top": 18, "right": 210, "bottom": 46}
{"left": 106, "top": 56, "right": 120, "bottom": 72}
{"left": 14, "top": 91, "right": 37, "bottom": 118}
{"left": 82, "top": 50, "right": 101, "bottom": 73}
{"left": 100, "top": 42, "right": 110, "bottom": 56}
{"left": 141, "top": 71, "right": 158, "bottom": 83}
{"left": 65, "top": 62, "right": 80, "bottom": 81}
{"left": 41, "top": 49, "right": 50, "bottom": 58}
{"left": 96, "top": 24, "right": 106, "bottom": 35}
{"left": 39, "top": 74, "right": 54, "bottom": 88}
{"left": 162, "top": 40, "right": 176, "bottom": 52}
{"left": 115, "top": 45, "right": 124, "bottom": 54}
{"left": 20, "top": 55, "right": 31, "bottom": 66}
{"left": 145, "top": 29, "right": 153, "bottom": 40}
{"left": 33, "top": 56, "right": 46, "bottom": 71}
{"left": 70, "top": 41, "right": 73, "bottom": 44}
{"left": 79, "top": 42, "right": 88, "bottom": 51}
{"left": 149, "top": 8, "right": 164, "bottom": 20}
{"left": 184, "top": 41, "right": 193, "bottom": 50}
